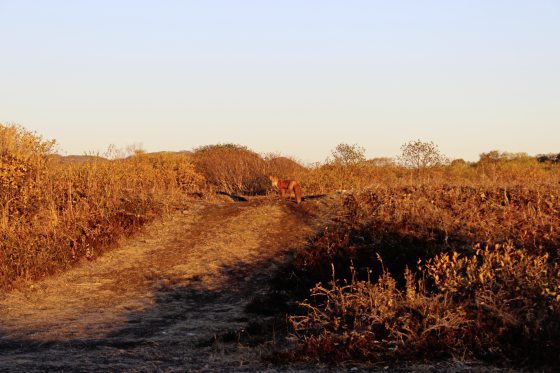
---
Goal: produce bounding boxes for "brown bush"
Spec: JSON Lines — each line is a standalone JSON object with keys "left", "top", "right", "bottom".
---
{"left": 425, "top": 244, "right": 560, "bottom": 361}
{"left": 0, "top": 124, "right": 206, "bottom": 290}
{"left": 265, "top": 156, "right": 307, "bottom": 180}
{"left": 191, "top": 144, "right": 268, "bottom": 195}
{"left": 290, "top": 264, "right": 466, "bottom": 362}
{"left": 290, "top": 246, "right": 559, "bottom": 364}
{"left": 286, "top": 173, "right": 560, "bottom": 366}
{"left": 296, "top": 163, "right": 404, "bottom": 196}
{"left": 310, "top": 183, "right": 557, "bottom": 283}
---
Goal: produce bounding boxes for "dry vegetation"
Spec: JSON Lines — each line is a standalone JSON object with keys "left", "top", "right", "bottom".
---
{"left": 0, "top": 124, "right": 206, "bottom": 289}
{"left": 1, "top": 123, "right": 559, "bottom": 369}
{"left": 284, "top": 156, "right": 560, "bottom": 367}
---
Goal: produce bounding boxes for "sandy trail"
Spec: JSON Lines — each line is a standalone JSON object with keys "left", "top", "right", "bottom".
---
{"left": 0, "top": 197, "right": 332, "bottom": 372}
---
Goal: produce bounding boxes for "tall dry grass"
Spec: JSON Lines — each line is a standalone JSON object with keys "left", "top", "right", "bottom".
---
{"left": 285, "top": 163, "right": 559, "bottom": 366}
{"left": 3, "top": 124, "right": 559, "bottom": 367}
{"left": 0, "top": 124, "right": 206, "bottom": 290}
{"left": 290, "top": 245, "right": 559, "bottom": 364}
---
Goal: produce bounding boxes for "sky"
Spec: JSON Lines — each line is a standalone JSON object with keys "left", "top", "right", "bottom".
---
{"left": 1, "top": 0, "right": 559, "bottom": 163}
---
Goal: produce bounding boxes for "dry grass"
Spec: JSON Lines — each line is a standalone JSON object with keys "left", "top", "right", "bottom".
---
{"left": 289, "top": 263, "right": 468, "bottom": 362}
{"left": 289, "top": 245, "right": 559, "bottom": 364}
{"left": 0, "top": 124, "right": 206, "bottom": 290}
{"left": 285, "top": 167, "right": 560, "bottom": 367}
{"left": 2, "top": 123, "right": 559, "bottom": 368}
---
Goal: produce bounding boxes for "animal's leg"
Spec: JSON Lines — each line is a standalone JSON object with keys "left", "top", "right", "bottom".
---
{"left": 287, "top": 182, "right": 295, "bottom": 202}
{"left": 294, "top": 183, "right": 302, "bottom": 204}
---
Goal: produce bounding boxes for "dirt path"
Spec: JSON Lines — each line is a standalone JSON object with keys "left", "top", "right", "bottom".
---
{"left": 0, "top": 196, "right": 335, "bottom": 372}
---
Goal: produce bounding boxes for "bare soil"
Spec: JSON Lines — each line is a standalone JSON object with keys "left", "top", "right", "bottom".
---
{"left": 0, "top": 195, "right": 337, "bottom": 372}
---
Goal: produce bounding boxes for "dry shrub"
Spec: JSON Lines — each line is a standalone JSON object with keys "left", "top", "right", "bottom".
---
{"left": 129, "top": 152, "right": 207, "bottom": 194}
{"left": 287, "top": 174, "right": 559, "bottom": 366}
{"left": 425, "top": 244, "right": 560, "bottom": 361}
{"left": 298, "top": 163, "right": 403, "bottom": 195}
{"left": 191, "top": 144, "right": 268, "bottom": 195}
{"left": 284, "top": 175, "right": 559, "bottom": 303}
{"left": 290, "top": 246, "right": 559, "bottom": 365}
{"left": 339, "top": 184, "right": 559, "bottom": 261}
{"left": 49, "top": 154, "right": 109, "bottom": 164}
{"left": 265, "top": 156, "right": 307, "bottom": 181}
{"left": 0, "top": 124, "right": 206, "bottom": 290}
{"left": 296, "top": 148, "right": 558, "bottom": 196}
{"left": 290, "top": 264, "right": 467, "bottom": 362}
{"left": 1, "top": 125, "right": 55, "bottom": 208}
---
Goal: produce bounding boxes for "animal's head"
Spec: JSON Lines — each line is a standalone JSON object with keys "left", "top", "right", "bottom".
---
{"left": 268, "top": 175, "right": 279, "bottom": 186}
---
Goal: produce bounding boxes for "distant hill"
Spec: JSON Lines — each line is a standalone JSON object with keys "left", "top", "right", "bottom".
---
{"left": 51, "top": 151, "right": 193, "bottom": 164}
{"left": 123, "top": 150, "right": 193, "bottom": 160}
{"left": 141, "top": 150, "right": 193, "bottom": 157}
{"left": 50, "top": 154, "right": 109, "bottom": 164}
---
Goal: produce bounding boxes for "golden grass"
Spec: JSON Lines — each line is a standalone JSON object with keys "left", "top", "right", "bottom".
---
{"left": 1, "top": 124, "right": 206, "bottom": 289}
{"left": 290, "top": 245, "right": 559, "bottom": 363}
{"left": 285, "top": 170, "right": 560, "bottom": 366}
{"left": 2, "top": 124, "right": 559, "bottom": 367}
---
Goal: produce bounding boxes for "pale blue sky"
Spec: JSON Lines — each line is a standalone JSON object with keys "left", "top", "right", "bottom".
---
{"left": 1, "top": 0, "right": 559, "bottom": 162}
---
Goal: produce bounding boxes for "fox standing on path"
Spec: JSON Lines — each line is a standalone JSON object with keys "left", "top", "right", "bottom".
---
{"left": 269, "top": 175, "right": 302, "bottom": 204}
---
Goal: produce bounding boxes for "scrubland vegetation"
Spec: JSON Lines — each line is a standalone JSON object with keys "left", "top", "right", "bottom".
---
{"left": 1, "top": 123, "right": 559, "bottom": 368}
{"left": 0, "top": 124, "right": 206, "bottom": 289}
{"left": 287, "top": 186, "right": 559, "bottom": 366}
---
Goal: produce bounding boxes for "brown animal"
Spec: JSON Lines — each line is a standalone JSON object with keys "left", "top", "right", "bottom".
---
{"left": 269, "top": 175, "right": 302, "bottom": 204}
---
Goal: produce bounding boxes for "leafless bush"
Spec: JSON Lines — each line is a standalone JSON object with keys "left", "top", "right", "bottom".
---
{"left": 192, "top": 144, "right": 268, "bottom": 195}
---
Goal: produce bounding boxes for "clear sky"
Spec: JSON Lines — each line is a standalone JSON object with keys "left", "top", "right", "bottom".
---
{"left": 1, "top": 0, "right": 559, "bottom": 163}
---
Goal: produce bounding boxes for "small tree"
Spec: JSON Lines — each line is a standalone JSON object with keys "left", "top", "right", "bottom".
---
{"left": 399, "top": 140, "right": 448, "bottom": 171}
{"left": 330, "top": 143, "right": 366, "bottom": 166}
{"left": 536, "top": 153, "right": 560, "bottom": 164}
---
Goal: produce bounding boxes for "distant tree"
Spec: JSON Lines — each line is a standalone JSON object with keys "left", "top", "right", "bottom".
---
{"left": 478, "top": 150, "right": 503, "bottom": 164}
{"left": 367, "top": 157, "right": 395, "bottom": 167}
{"left": 193, "top": 143, "right": 250, "bottom": 153}
{"left": 479, "top": 151, "right": 535, "bottom": 165}
{"left": 330, "top": 143, "right": 366, "bottom": 166}
{"left": 450, "top": 158, "right": 467, "bottom": 166}
{"left": 536, "top": 153, "right": 560, "bottom": 164}
{"left": 399, "top": 140, "right": 448, "bottom": 170}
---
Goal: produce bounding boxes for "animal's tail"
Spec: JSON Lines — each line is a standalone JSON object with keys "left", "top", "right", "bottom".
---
{"left": 294, "top": 183, "right": 302, "bottom": 204}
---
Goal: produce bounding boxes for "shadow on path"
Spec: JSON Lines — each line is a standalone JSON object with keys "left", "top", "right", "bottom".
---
{"left": 0, "top": 254, "right": 298, "bottom": 372}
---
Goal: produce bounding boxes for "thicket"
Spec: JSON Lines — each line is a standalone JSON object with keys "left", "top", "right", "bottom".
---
{"left": 289, "top": 244, "right": 559, "bottom": 365}
{"left": 0, "top": 124, "right": 205, "bottom": 290}
{"left": 191, "top": 144, "right": 310, "bottom": 196}
{"left": 184, "top": 141, "right": 559, "bottom": 367}
{"left": 285, "top": 177, "right": 560, "bottom": 367}
{"left": 191, "top": 144, "right": 269, "bottom": 195}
